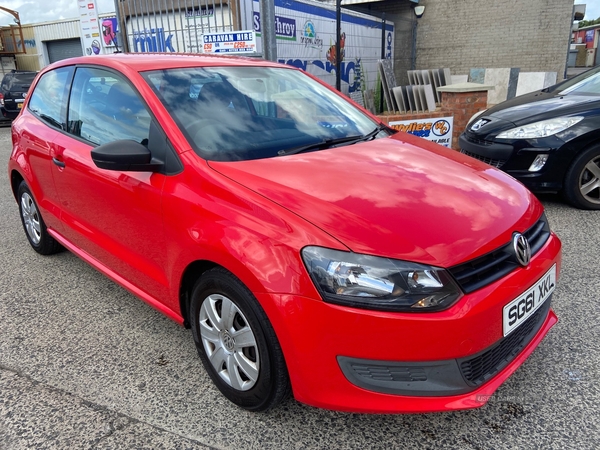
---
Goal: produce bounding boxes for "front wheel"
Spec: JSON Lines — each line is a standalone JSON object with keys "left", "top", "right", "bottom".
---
{"left": 17, "top": 181, "right": 62, "bottom": 255}
{"left": 190, "top": 268, "right": 290, "bottom": 411}
{"left": 563, "top": 144, "right": 600, "bottom": 210}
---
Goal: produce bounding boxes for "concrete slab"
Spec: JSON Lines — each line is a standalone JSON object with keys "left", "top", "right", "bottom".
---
{"left": 484, "top": 68, "right": 521, "bottom": 106}
{"left": 469, "top": 68, "right": 486, "bottom": 84}
{"left": 516, "top": 72, "right": 558, "bottom": 96}
{"left": 437, "top": 82, "right": 494, "bottom": 93}
{"left": 423, "top": 84, "right": 437, "bottom": 112}
{"left": 451, "top": 74, "right": 469, "bottom": 84}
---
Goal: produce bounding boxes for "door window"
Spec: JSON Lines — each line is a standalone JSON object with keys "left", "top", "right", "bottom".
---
{"left": 28, "top": 67, "right": 73, "bottom": 129}
{"left": 67, "top": 67, "right": 151, "bottom": 146}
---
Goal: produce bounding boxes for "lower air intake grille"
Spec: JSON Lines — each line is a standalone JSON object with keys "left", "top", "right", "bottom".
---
{"left": 460, "top": 149, "right": 506, "bottom": 169}
{"left": 459, "top": 299, "right": 551, "bottom": 386}
{"left": 349, "top": 364, "right": 427, "bottom": 383}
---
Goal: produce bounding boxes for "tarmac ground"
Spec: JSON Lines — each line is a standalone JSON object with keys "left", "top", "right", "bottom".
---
{"left": 1, "top": 125, "right": 599, "bottom": 449}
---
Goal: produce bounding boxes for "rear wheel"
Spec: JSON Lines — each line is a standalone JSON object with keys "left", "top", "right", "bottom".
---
{"left": 17, "top": 181, "right": 62, "bottom": 255}
{"left": 190, "top": 267, "right": 290, "bottom": 411}
{"left": 563, "top": 144, "right": 600, "bottom": 210}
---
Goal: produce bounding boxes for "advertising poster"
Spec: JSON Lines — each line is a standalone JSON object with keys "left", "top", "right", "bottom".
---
{"left": 101, "top": 17, "right": 118, "bottom": 48}
{"left": 389, "top": 117, "right": 454, "bottom": 148}
{"left": 78, "top": 0, "right": 103, "bottom": 55}
{"left": 202, "top": 31, "right": 256, "bottom": 54}
{"left": 249, "top": 0, "right": 395, "bottom": 95}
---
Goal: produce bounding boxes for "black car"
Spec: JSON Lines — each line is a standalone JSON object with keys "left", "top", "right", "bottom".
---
{"left": 0, "top": 70, "right": 37, "bottom": 121}
{"left": 459, "top": 65, "right": 600, "bottom": 209}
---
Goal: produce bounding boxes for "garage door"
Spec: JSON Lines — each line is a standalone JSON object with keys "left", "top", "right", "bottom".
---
{"left": 47, "top": 39, "right": 83, "bottom": 63}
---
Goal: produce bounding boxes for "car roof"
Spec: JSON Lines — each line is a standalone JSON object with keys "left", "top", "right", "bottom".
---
{"left": 48, "top": 53, "right": 290, "bottom": 73}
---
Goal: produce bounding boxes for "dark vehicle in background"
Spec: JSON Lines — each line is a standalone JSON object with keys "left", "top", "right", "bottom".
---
{"left": 0, "top": 70, "right": 37, "bottom": 121}
{"left": 459, "top": 65, "right": 600, "bottom": 210}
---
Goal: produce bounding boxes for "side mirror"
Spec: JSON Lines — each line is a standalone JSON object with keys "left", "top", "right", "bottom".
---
{"left": 91, "top": 140, "right": 163, "bottom": 172}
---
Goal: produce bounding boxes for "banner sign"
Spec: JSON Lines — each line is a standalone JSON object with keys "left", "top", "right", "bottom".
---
{"left": 389, "top": 117, "right": 454, "bottom": 148}
{"left": 78, "top": 0, "right": 102, "bottom": 55}
{"left": 202, "top": 31, "right": 256, "bottom": 54}
{"left": 101, "top": 17, "right": 118, "bottom": 48}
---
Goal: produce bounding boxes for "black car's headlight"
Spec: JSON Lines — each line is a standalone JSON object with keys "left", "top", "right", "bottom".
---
{"left": 496, "top": 116, "right": 583, "bottom": 139}
{"left": 301, "top": 247, "right": 463, "bottom": 312}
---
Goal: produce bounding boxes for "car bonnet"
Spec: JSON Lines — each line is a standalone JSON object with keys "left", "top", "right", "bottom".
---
{"left": 208, "top": 133, "right": 543, "bottom": 267}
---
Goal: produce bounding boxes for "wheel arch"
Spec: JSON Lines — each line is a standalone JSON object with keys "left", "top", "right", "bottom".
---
{"left": 179, "top": 259, "right": 219, "bottom": 328}
{"left": 10, "top": 169, "right": 24, "bottom": 201}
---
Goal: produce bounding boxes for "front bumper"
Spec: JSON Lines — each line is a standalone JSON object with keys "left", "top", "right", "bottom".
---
{"left": 259, "top": 232, "right": 561, "bottom": 413}
{"left": 458, "top": 132, "right": 568, "bottom": 192}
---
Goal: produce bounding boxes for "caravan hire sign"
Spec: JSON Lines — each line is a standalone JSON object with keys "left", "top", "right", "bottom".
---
{"left": 389, "top": 117, "right": 454, "bottom": 148}
{"left": 202, "top": 31, "right": 256, "bottom": 54}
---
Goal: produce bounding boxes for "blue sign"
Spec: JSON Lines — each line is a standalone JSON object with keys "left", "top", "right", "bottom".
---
{"left": 133, "top": 28, "right": 175, "bottom": 52}
{"left": 253, "top": 12, "right": 297, "bottom": 41}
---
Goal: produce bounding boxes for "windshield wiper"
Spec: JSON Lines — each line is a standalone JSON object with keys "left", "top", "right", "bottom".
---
{"left": 277, "top": 125, "right": 388, "bottom": 157}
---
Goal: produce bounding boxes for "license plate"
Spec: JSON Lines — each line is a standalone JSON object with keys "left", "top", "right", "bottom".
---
{"left": 502, "top": 264, "right": 556, "bottom": 336}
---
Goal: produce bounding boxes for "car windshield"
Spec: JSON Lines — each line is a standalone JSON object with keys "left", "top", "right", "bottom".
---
{"left": 3, "top": 72, "right": 36, "bottom": 90}
{"left": 559, "top": 68, "right": 600, "bottom": 96}
{"left": 142, "top": 66, "right": 382, "bottom": 161}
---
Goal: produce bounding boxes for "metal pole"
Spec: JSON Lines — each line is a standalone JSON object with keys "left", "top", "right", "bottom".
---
{"left": 411, "top": 17, "right": 417, "bottom": 70}
{"left": 260, "top": 0, "right": 277, "bottom": 61}
{"left": 379, "top": 12, "right": 385, "bottom": 113}
{"left": 335, "top": 0, "right": 341, "bottom": 91}
{"left": 564, "top": 4, "right": 575, "bottom": 80}
{"left": 114, "top": 0, "right": 130, "bottom": 52}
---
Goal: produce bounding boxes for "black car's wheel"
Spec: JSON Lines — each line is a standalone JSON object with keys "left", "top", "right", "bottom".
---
{"left": 190, "top": 267, "right": 290, "bottom": 411}
{"left": 17, "top": 181, "right": 62, "bottom": 255}
{"left": 564, "top": 144, "right": 600, "bottom": 210}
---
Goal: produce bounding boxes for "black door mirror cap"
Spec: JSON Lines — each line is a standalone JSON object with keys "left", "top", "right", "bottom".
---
{"left": 91, "top": 140, "right": 163, "bottom": 172}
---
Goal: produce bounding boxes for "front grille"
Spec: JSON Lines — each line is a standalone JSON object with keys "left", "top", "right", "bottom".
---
{"left": 459, "top": 298, "right": 551, "bottom": 386}
{"left": 449, "top": 214, "right": 551, "bottom": 293}
{"left": 460, "top": 149, "right": 506, "bottom": 168}
{"left": 349, "top": 364, "right": 427, "bottom": 383}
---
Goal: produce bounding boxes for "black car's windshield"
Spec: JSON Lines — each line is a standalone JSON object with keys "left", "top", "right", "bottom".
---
{"left": 2, "top": 72, "right": 36, "bottom": 91}
{"left": 142, "top": 66, "right": 385, "bottom": 161}
{"left": 559, "top": 68, "right": 600, "bottom": 96}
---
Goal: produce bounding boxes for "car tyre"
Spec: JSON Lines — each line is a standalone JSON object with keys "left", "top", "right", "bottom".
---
{"left": 17, "top": 181, "right": 62, "bottom": 255}
{"left": 190, "top": 267, "right": 290, "bottom": 411}
{"left": 563, "top": 144, "right": 600, "bottom": 210}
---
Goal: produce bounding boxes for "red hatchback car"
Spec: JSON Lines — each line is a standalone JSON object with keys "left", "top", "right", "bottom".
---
{"left": 8, "top": 54, "right": 561, "bottom": 413}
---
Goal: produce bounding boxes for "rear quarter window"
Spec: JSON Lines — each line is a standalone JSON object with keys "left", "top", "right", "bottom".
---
{"left": 28, "top": 67, "right": 73, "bottom": 129}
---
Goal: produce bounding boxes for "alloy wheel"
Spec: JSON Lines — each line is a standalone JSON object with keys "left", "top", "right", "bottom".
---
{"left": 578, "top": 156, "right": 600, "bottom": 205}
{"left": 199, "top": 294, "right": 260, "bottom": 391}
{"left": 21, "top": 192, "right": 42, "bottom": 245}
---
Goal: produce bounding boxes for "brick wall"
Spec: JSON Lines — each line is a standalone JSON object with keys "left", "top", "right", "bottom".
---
{"left": 414, "top": 0, "right": 574, "bottom": 80}
{"left": 377, "top": 89, "right": 489, "bottom": 151}
{"left": 346, "top": 0, "right": 573, "bottom": 82}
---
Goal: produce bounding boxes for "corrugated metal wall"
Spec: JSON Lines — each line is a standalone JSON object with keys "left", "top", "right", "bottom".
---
{"left": 34, "top": 19, "right": 81, "bottom": 42}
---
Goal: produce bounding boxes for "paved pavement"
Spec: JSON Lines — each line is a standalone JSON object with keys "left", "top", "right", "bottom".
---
{"left": 1, "top": 125, "right": 599, "bottom": 449}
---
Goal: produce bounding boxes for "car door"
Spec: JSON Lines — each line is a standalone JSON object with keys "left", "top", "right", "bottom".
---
{"left": 21, "top": 66, "right": 74, "bottom": 232}
{"left": 51, "top": 66, "right": 172, "bottom": 304}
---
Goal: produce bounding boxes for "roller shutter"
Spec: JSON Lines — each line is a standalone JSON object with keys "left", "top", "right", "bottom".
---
{"left": 47, "top": 39, "right": 83, "bottom": 63}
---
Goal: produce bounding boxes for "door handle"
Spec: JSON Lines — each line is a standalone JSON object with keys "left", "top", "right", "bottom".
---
{"left": 52, "top": 157, "right": 65, "bottom": 168}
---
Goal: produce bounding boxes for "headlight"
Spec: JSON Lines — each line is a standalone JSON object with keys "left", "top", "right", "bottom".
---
{"left": 496, "top": 116, "right": 584, "bottom": 139}
{"left": 301, "top": 247, "right": 463, "bottom": 312}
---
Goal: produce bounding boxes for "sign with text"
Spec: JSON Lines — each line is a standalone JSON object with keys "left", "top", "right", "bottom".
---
{"left": 202, "top": 31, "right": 256, "bottom": 54}
{"left": 389, "top": 117, "right": 454, "bottom": 147}
{"left": 78, "top": 0, "right": 103, "bottom": 55}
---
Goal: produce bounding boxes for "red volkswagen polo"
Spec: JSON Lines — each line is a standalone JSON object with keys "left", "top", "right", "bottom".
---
{"left": 8, "top": 54, "right": 561, "bottom": 413}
